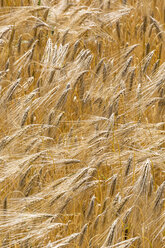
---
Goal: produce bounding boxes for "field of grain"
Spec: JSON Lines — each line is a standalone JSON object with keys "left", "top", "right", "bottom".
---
{"left": 0, "top": 0, "right": 164, "bottom": 247}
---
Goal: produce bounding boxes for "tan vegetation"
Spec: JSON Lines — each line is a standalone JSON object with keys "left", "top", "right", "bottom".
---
{"left": 0, "top": 0, "right": 165, "bottom": 247}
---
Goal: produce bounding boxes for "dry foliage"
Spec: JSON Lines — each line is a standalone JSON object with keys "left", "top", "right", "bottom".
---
{"left": 0, "top": 0, "right": 165, "bottom": 247}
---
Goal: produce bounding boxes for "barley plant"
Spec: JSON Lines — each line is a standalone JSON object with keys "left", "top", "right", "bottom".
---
{"left": 0, "top": 0, "right": 165, "bottom": 247}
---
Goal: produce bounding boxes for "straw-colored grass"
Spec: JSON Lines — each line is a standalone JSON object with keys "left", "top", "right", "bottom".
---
{"left": 0, "top": 0, "right": 165, "bottom": 247}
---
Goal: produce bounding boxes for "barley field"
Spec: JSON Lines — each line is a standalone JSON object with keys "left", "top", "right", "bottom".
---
{"left": 0, "top": 0, "right": 165, "bottom": 247}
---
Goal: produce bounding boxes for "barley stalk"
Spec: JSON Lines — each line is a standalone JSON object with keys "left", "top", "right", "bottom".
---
{"left": 129, "top": 69, "right": 135, "bottom": 91}
{"left": 102, "top": 218, "right": 118, "bottom": 247}
{"left": 21, "top": 106, "right": 30, "bottom": 127}
{"left": 79, "top": 223, "right": 88, "bottom": 246}
{"left": 86, "top": 195, "right": 96, "bottom": 219}
{"left": 123, "top": 207, "right": 133, "bottom": 224}
{"left": 109, "top": 174, "right": 118, "bottom": 196}
{"left": 143, "top": 51, "right": 154, "bottom": 74}
{"left": 55, "top": 88, "right": 70, "bottom": 109}
{"left": 142, "top": 16, "right": 147, "bottom": 34}
{"left": 116, "top": 21, "right": 120, "bottom": 40}
{"left": 5, "top": 79, "right": 21, "bottom": 101}
{"left": 154, "top": 181, "right": 165, "bottom": 210}
{"left": 125, "top": 155, "right": 133, "bottom": 176}
{"left": 150, "top": 16, "right": 163, "bottom": 40}
{"left": 122, "top": 56, "right": 133, "bottom": 77}
{"left": 116, "top": 195, "right": 130, "bottom": 215}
